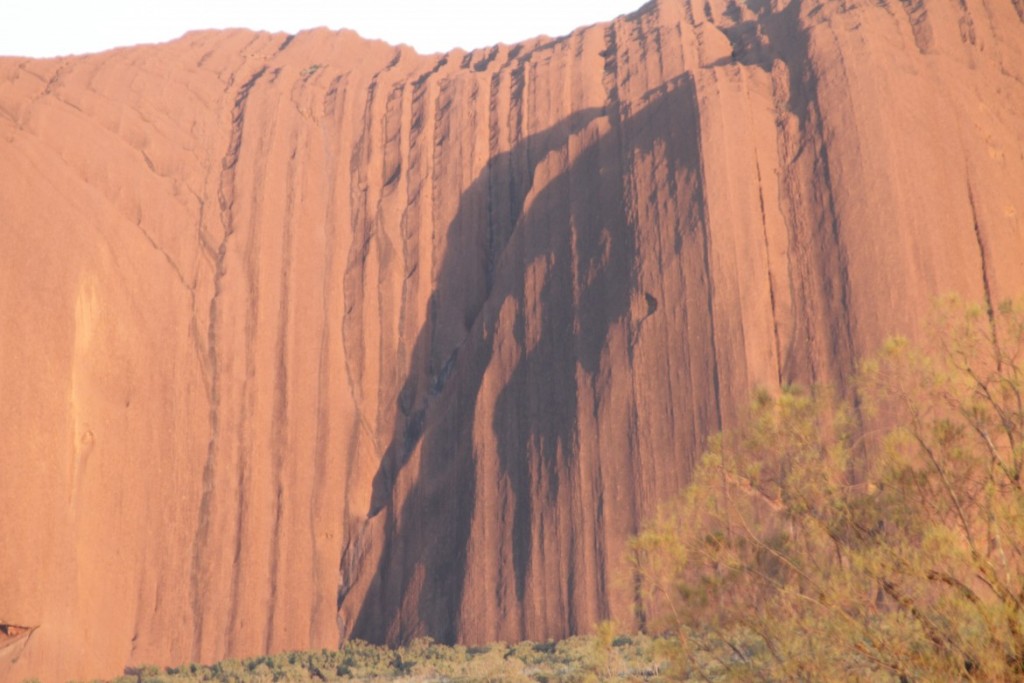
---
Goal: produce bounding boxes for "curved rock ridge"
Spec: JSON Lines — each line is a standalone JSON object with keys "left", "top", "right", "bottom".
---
{"left": 1, "top": 0, "right": 1022, "bottom": 678}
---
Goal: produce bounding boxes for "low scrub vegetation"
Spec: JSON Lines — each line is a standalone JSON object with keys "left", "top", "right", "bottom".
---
{"left": 101, "top": 632, "right": 669, "bottom": 682}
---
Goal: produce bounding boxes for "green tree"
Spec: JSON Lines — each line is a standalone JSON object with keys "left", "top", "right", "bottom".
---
{"left": 633, "top": 297, "right": 1024, "bottom": 680}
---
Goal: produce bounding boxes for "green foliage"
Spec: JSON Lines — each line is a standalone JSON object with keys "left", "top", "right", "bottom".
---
{"left": 106, "top": 633, "right": 669, "bottom": 682}
{"left": 632, "top": 296, "right": 1024, "bottom": 680}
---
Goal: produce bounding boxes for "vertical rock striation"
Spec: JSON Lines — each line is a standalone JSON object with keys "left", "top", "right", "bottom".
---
{"left": 1, "top": 0, "right": 1022, "bottom": 678}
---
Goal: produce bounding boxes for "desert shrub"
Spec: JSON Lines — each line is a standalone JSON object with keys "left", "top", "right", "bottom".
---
{"left": 334, "top": 639, "right": 396, "bottom": 678}
{"left": 632, "top": 297, "right": 1024, "bottom": 680}
{"left": 96, "top": 630, "right": 670, "bottom": 682}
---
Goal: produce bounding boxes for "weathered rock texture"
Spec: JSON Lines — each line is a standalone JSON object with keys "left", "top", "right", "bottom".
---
{"left": 1, "top": 0, "right": 1023, "bottom": 678}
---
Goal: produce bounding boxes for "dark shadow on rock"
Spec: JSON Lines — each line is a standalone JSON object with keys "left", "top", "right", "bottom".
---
{"left": 490, "top": 75, "right": 707, "bottom": 614}
{"left": 707, "top": 20, "right": 775, "bottom": 71}
{"left": 348, "top": 104, "right": 605, "bottom": 644}
{"left": 366, "top": 106, "right": 607, "bottom": 521}
{"left": 347, "top": 72, "right": 708, "bottom": 644}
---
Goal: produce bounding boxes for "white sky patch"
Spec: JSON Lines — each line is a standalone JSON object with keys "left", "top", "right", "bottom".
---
{"left": 1, "top": 0, "right": 648, "bottom": 59}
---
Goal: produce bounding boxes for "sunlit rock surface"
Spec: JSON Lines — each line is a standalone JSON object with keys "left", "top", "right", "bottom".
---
{"left": 1, "top": 0, "right": 1022, "bottom": 678}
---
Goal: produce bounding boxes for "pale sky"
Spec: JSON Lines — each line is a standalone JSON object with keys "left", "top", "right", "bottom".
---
{"left": 0, "top": 1, "right": 648, "bottom": 59}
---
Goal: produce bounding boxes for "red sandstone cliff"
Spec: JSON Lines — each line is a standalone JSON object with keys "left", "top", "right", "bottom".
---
{"left": 1, "top": 0, "right": 1023, "bottom": 678}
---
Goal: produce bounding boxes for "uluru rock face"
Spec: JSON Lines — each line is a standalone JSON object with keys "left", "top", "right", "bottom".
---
{"left": 1, "top": 0, "right": 1022, "bottom": 678}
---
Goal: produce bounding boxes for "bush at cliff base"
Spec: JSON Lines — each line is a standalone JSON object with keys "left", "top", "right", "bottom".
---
{"left": 632, "top": 296, "right": 1024, "bottom": 681}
